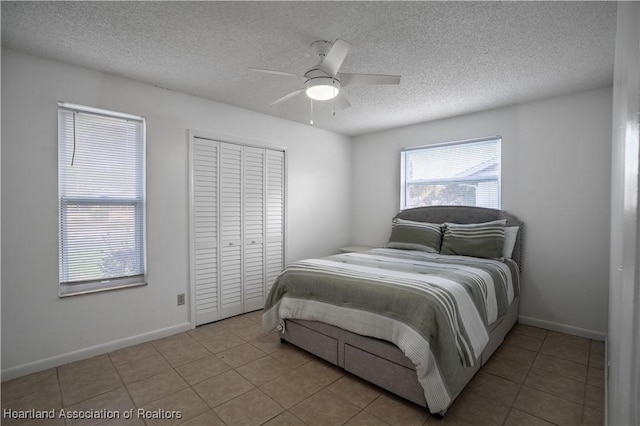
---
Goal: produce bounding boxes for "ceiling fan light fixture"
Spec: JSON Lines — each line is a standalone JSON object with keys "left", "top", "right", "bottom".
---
{"left": 305, "top": 77, "right": 339, "bottom": 101}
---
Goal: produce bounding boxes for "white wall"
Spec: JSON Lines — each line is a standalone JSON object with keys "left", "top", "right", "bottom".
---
{"left": 0, "top": 48, "right": 352, "bottom": 379}
{"left": 607, "top": 2, "right": 640, "bottom": 425}
{"left": 351, "top": 87, "right": 612, "bottom": 339}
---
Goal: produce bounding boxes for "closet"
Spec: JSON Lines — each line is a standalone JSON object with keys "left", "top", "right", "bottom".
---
{"left": 189, "top": 136, "right": 285, "bottom": 326}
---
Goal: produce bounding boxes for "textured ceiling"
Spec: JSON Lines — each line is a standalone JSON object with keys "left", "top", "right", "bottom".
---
{"left": 1, "top": 1, "right": 617, "bottom": 136}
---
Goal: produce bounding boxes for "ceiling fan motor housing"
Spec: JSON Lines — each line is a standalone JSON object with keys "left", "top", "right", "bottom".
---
{"left": 303, "top": 68, "right": 340, "bottom": 100}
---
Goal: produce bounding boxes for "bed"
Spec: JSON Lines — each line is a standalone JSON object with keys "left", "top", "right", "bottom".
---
{"left": 263, "top": 206, "right": 523, "bottom": 415}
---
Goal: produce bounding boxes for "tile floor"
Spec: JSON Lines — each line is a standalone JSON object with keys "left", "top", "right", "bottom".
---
{"left": 1, "top": 311, "right": 605, "bottom": 425}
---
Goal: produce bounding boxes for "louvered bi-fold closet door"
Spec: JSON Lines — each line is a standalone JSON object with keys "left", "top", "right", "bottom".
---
{"left": 265, "top": 150, "right": 285, "bottom": 295}
{"left": 219, "top": 142, "right": 244, "bottom": 319}
{"left": 192, "top": 138, "right": 219, "bottom": 325}
{"left": 191, "top": 138, "right": 285, "bottom": 326}
{"left": 243, "top": 147, "right": 266, "bottom": 312}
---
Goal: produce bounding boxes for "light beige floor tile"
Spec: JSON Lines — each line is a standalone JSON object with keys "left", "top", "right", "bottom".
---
{"left": 58, "top": 355, "right": 122, "bottom": 406}
{"left": 589, "top": 340, "right": 604, "bottom": 357}
{"left": 187, "top": 322, "right": 229, "bottom": 342}
{"left": 249, "top": 331, "right": 284, "bottom": 354}
{"left": 327, "top": 375, "right": 382, "bottom": 409}
{"left": 116, "top": 353, "right": 173, "bottom": 384}
{"left": 175, "top": 354, "right": 231, "bottom": 386}
{"left": 364, "top": 394, "right": 429, "bottom": 426}
{"left": 270, "top": 344, "right": 314, "bottom": 368}
{"left": 294, "top": 357, "right": 343, "bottom": 388}
{"left": 503, "top": 408, "right": 555, "bottom": 425}
{"left": 64, "top": 387, "right": 135, "bottom": 426}
{"left": 513, "top": 386, "right": 583, "bottom": 425}
{"left": 582, "top": 406, "right": 604, "bottom": 425}
{"left": 177, "top": 409, "right": 225, "bottom": 426}
{"left": 505, "top": 333, "right": 544, "bottom": 352}
{"left": 160, "top": 340, "right": 212, "bottom": 368}
{"left": 99, "top": 417, "right": 145, "bottom": 426}
{"left": 290, "top": 389, "right": 361, "bottom": 426}
{"left": 587, "top": 367, "right": 604, "bottom": 388}
{"left": 214, "top": 315, "right": 255, "bottom": 331}
{"left": 59, "top": 369, "right": 122, "bottom": 406}
{"left": 481, "top": 353, "right": 531, "bottom": 383}
{"left": 151, "top": 333, "right": 196, "bottom": 354}
{"left": 20, "top": 416, "right": 67, "bottom": 426}
{"left": 464, "top": 371, "right": 521, "bottom": 406}
{"left": 446, "top": 389, "right": 511, "bottom": 425}
{"left": 540, "top": 331, "right": 590, "bottom": 365}
{"left": 200, "top": 332, "right": 246, "bottom": 354}
{"left": 588, "top": 351, "right": 605, "bottom": 369}
{"left": 139, "top": 388, "right": 209, "bottom": 426}
{"left": 584, "top": 383, "right": 605, "bottom": 410}
{"left": 532, "top": 353, "right": 588, "bottom": 383}
{"left": 424, "top": 413, "right": 473, "bottom": 425}
{"left": 108, "top": 342, "right": 159, "bottom": 367}
{"left": 510, "top": 324, "right": 548, "bottom": 340}
{"left": 193, "top": 370, "right": 254, "bottom": 408}
{"left": 588, "top": 340, "right": 605, "bottom": 369}
{"left": 259, "top": 370, "right": 319, "bottom": 409}
{"left": 492, "top": 340, "right": 538, "bottom": 366}
{"left": 1, "top": 369, "right": 59, "bottom": 404}
{"left": 232, "top": 322, "right": 271, "bottom": 341}
{"left": 217, "top": 342, "right": 267, "bottom": 368}
{"left": 262, "top": 411, "right": 307, "bottom": 426}
{"left": 524, "top": 367, "right": 585, "bottom": 404}
{"left": 236, "top": 355, "right": 291, "bottom": 386}
{"left": 1, "top": 389, "right": 62, "bottom": 426}
{"left": 126, "top": 370, "right": 189, "bottom": 407}
{"left": 545, "top": 331, "right": 591, "bottom": 346}
{"left": 345, "top": 410, "right": 390, "bottom": 426}
{"left": 58, "top": 354, "right": 112, "bottom": 376}
{"left": 214, "top": 388, "right": 284, "bottom": 426}
{"left": 242, "top": 309, "right": 264, "bottom": 324}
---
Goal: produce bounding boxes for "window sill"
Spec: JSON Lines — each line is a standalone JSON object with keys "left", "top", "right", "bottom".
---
{"left": 59, "top": 279, "right": 147, "bottom": 298}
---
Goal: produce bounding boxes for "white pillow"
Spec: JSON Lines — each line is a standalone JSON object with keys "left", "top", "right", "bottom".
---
{"left": 502, "top": 226, "right": 519, "bottom": 259}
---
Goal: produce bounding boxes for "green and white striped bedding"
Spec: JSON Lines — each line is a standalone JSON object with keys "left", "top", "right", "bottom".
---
{"left": 263, "top": 248, "right": 520, "bottom": 413}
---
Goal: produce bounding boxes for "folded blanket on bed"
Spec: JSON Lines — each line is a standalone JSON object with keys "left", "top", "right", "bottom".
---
{"left": 262, "top": 248, "right": 519, "bottom": 413}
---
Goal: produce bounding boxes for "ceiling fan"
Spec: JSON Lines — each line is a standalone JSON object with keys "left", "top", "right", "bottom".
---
{"left": 249, "top": 39, "right": 401, "bottom": 110}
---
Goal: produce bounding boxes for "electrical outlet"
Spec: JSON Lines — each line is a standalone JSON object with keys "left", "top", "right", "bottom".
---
{"left": 177, "top": 293, "right": 185, "bottom": 305}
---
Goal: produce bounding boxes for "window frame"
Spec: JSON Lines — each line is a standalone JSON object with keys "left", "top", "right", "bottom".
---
{"left": 58, "top": 102, "right": 147, "bottom": 297}
{"left": 400, "top": 136, "right": 502, "bottom": 211}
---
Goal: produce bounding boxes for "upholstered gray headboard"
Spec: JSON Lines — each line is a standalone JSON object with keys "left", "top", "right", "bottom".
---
{"left": 394, "top": 206, "right": 524, "bottom": 271}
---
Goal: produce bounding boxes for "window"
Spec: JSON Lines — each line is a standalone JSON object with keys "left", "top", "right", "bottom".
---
{"left": 400, "top": 137, "right": 501, "bottom": 210}
{"left": 58, "top": 102, "right": 146, "bottom": 297}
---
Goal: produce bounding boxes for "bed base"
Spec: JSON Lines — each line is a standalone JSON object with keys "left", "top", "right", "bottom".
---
{"left": 280, "top": 296, "right": 519, "bottom": 414}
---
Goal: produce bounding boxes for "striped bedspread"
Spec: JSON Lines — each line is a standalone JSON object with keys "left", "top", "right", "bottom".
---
{"left": 262, "top": 248, "right": 519, "bottom": 412}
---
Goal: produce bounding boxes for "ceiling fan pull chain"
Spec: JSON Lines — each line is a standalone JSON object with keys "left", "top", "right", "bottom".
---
{"left": 310, "top": 98, "right": 314, "bottom": 126}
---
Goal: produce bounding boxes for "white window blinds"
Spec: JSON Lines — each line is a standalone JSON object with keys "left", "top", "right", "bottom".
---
{"left": 401, "top": 137, "right": 501, "bottom": 210}
{"left": 58, "top": 102, "right": 146, "bottom": 296}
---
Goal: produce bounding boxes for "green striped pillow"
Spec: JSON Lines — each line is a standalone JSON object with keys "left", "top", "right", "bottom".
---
{"left": 387, "top": 218, "right": 442, "bottom": 253}
{"left": 440, "top": 219, "right": 506, "bottom": 259}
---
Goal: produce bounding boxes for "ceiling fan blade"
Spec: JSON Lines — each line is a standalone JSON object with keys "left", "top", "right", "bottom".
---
{"left": 319, "top": 39, "right": 351, "bottom": 77}
{"left": 248, "top": 67, "right": 305, "bottom": 79}
{"left": 272, "top": 88, "right": 305, "bottom": 105}
{"left": 339, "top": 73, "right": 401, "bottom": 87}
{"left": 334, "top": 93, "right": 351, "bottom": 110}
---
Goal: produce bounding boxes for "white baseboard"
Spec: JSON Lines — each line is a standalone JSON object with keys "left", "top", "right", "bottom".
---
{"left": 518, "top": 315, "right": 606, "bottom": 341}
{"left": 1, "top": 322, "right": 192, "bottom": 382}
